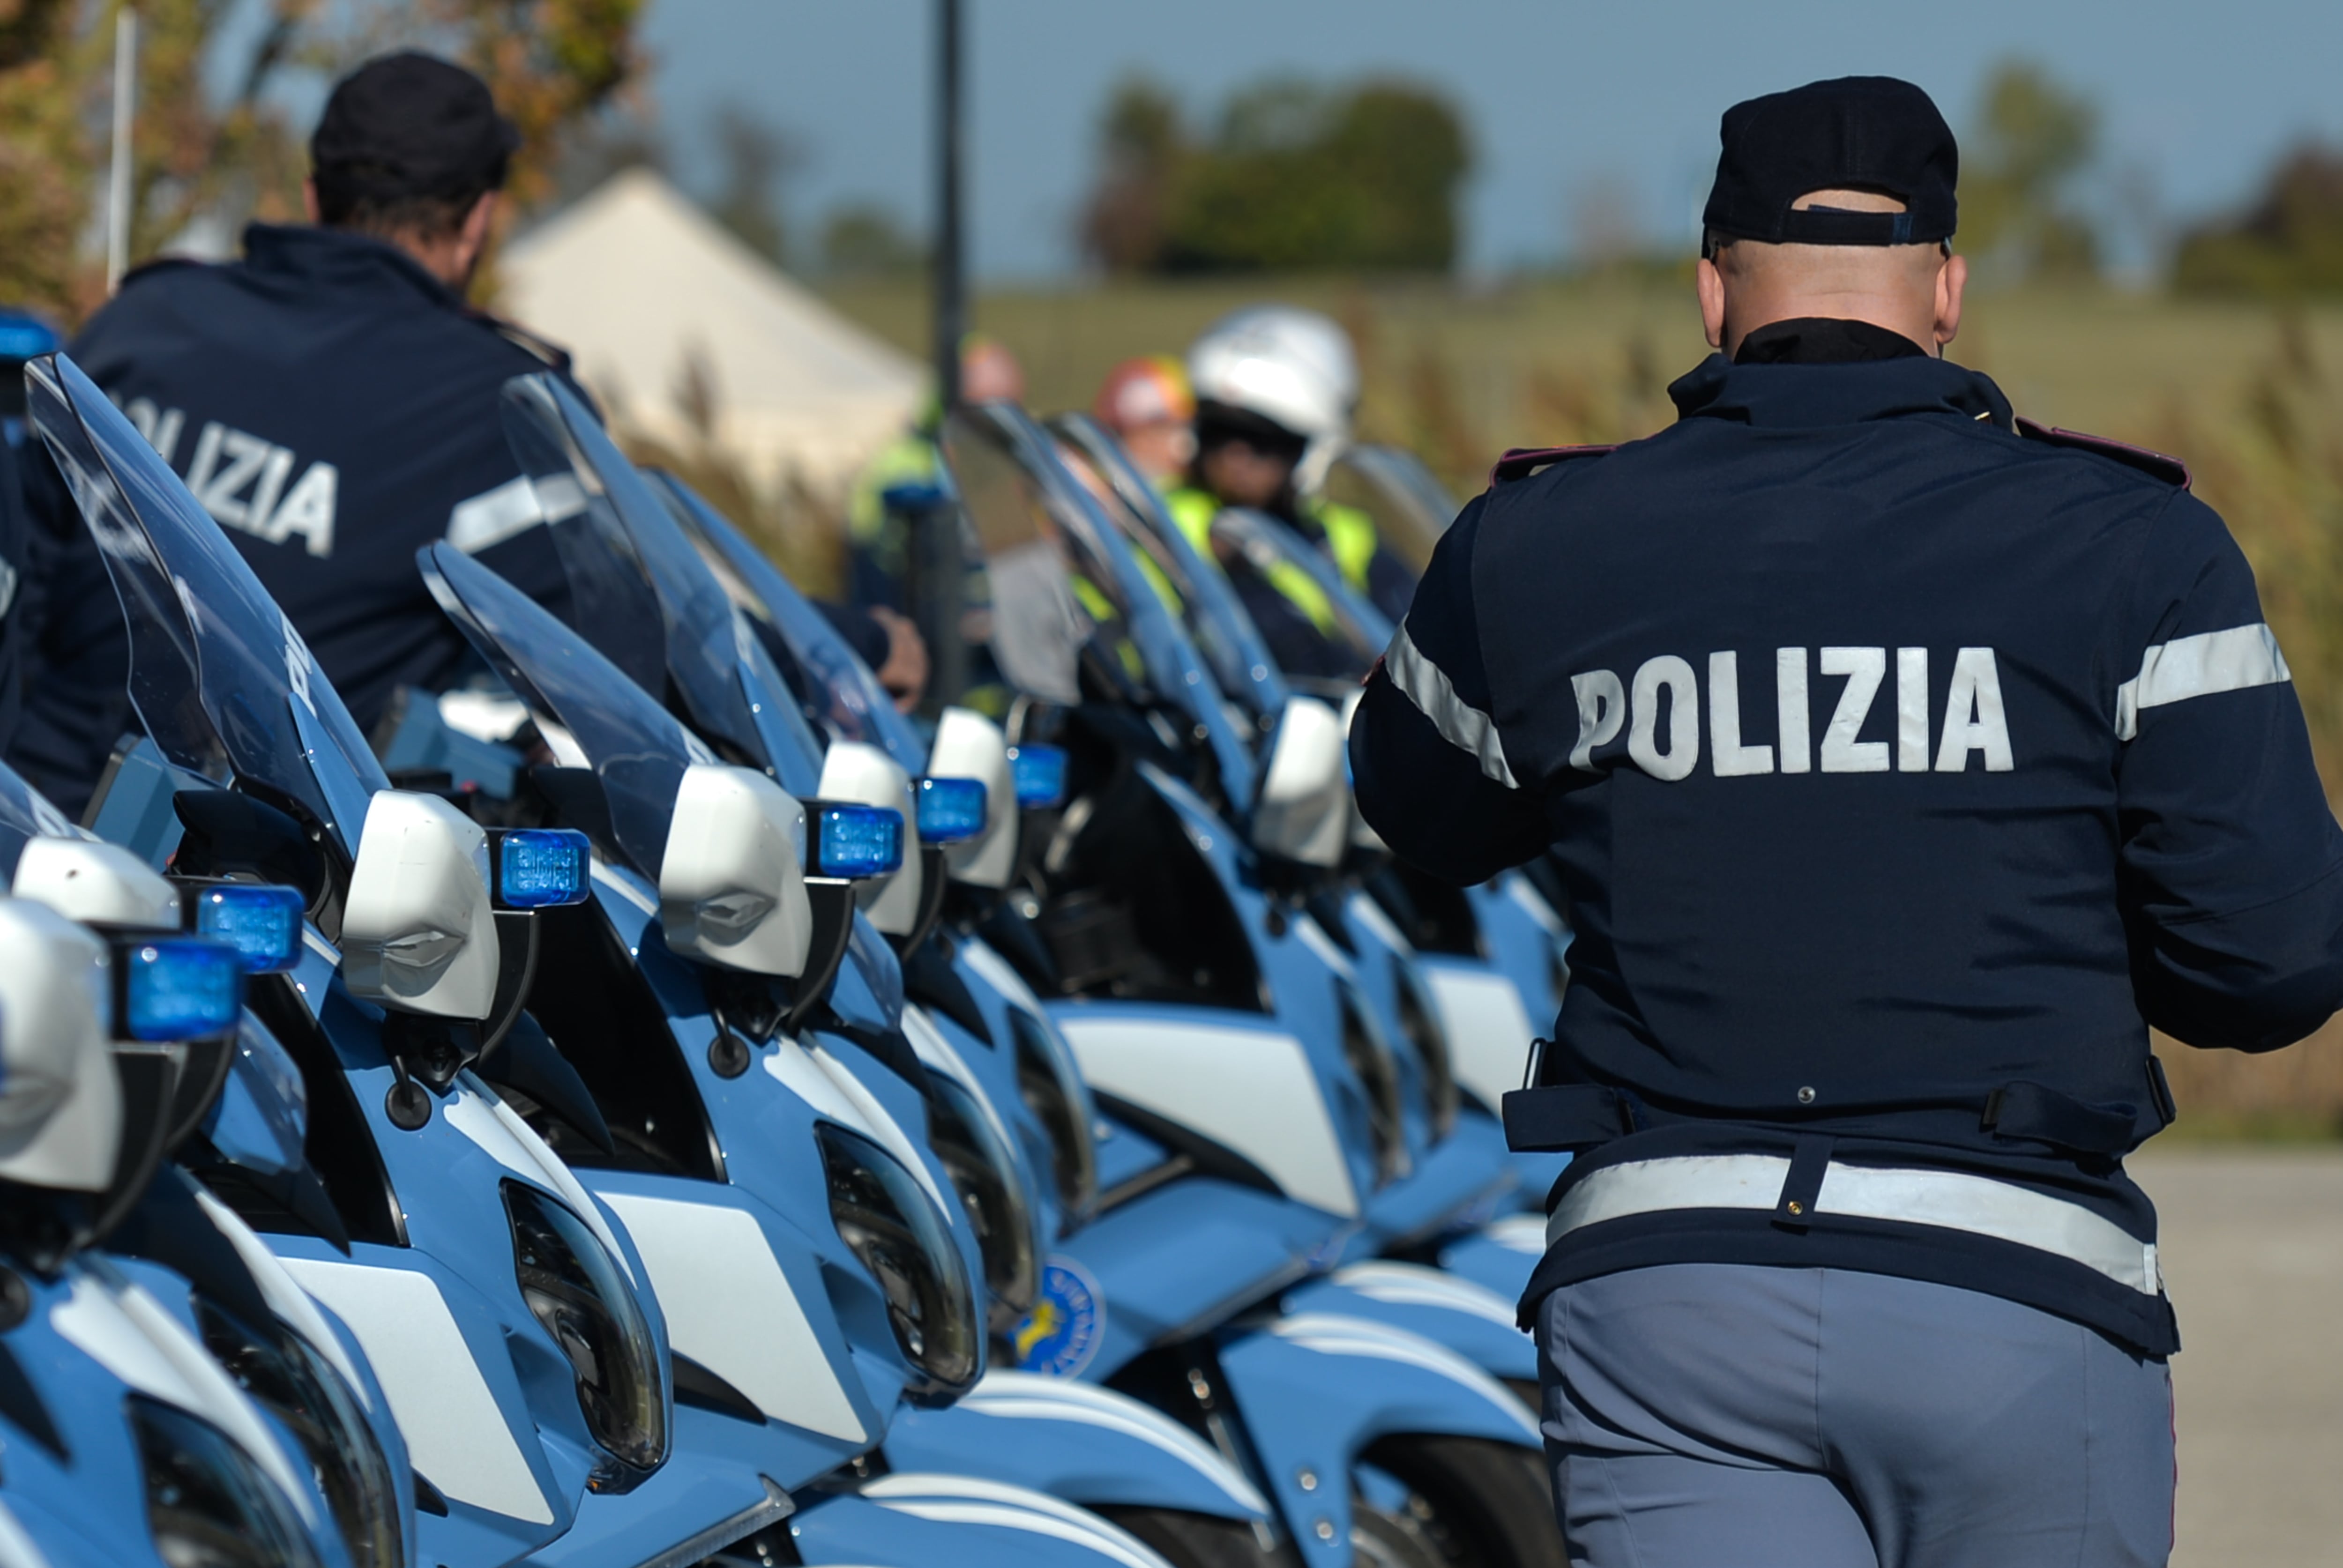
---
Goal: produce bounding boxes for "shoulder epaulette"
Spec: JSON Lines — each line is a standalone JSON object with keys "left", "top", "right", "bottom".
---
{"left": 1489, "top": 444, "right": 1616, "bottom": 485}
{"left": 464, "top": 307, "right": 575, "bottom": 373}
{"left": 2015, "top": 417, "right": 2190, "bottom": 491}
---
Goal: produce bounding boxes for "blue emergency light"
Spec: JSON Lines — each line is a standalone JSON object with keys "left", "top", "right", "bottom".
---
{"left": 810, "top": 804, "right": 905, "bottom": 879}
{"left": 914, "top": 777, "right": 988, "bottom": 844}
{"left": 190, "top": 884, "right": 306, "bottom": 973}
{"left": 116, "top": 937, "right": 245, "bottom": 1042}
{"left": 492, "top": 828, "right": 593, "bottom": 909}
{"left": 1007, "top": 744, "right": 1069, "bottom": 810}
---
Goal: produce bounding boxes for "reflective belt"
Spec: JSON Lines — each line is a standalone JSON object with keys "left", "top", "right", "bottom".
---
{"left": 1546, "top": 1153, "right": 2162, "bottom": 1295}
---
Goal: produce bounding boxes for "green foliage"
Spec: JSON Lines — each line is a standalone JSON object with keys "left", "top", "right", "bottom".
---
{"left": 1081, "top": 73, "right": 1471, "bottom": 275}
{"left": 819, "top": 204, "right": 925, "bottom": 280}
{"left": 1960, "top": 59, "right": 2101, "bottom": 282}
{"left": 2173, "top": 148, "right": 2343, "bottom": 297}
{"left": 708, "top": 103, "right": 799, "bottom": 267}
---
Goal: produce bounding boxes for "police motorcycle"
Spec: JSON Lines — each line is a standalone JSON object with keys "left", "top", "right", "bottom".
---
{"left": 465, "top": 377, "right": 1550, "bottom": 1568}
{"left": 1051, "top": 417, "right": 1567, "bottom": 1286}
{"left": 0, "top": 763, "right": 422, "bottom": 1568}
{"left": 25, "top": 349, "right": 784, "bottom": 1568}
{"left": 653, "top": 403, "right": 1558, "bottom": 1568}
{"left": 383, "top": 374, "right": 1263, "bottom": 1568}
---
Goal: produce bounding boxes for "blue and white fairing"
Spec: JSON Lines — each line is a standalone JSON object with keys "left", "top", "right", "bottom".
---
{"left": 27, "top": 350, "right": 686, "bottom": 1568}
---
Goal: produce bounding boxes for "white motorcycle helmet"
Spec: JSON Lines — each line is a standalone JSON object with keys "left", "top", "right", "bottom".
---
{"left": 1186, "top": 305, "right": 1359, "bottom": 460}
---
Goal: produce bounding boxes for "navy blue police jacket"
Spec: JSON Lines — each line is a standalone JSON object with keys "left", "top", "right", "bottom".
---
{"left": 1350, "top": 323, "right": 2343, "bottom": 1354}
{"left": 10, "top": 223, "right": 576, "bottom": 809}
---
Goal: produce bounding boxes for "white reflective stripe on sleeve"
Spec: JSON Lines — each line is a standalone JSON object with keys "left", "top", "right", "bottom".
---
{"left": 446, "top": 476, "right": 545, "bottom": 554}
{"left": 1382, "top": 623, "right": 1518, "bottom": 788}
{"left": 2115, "top": 622, "right": 2291, "bottom": 741}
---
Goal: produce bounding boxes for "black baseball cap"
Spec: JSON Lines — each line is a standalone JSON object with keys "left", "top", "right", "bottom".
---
{"left": 310, "top": 52, "right": 520, "bottom": 201}
{"left": 1701, "top": 76, "right": 1958, "bottom": 250}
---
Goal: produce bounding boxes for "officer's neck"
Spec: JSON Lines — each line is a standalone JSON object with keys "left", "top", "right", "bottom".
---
{"left": 1731, "top": 317, "right": 1931, "bottom": 366}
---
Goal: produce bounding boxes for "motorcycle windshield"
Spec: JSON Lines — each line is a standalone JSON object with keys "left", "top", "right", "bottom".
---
{"left": 941, "top": 405, "right": 1256, "bottom": 808}
{"left": 421, "top": 541, "right": 705, "bottom": 882}
{"left": 653, "top": 472, "right": 930, "bottom": 779}
{"left": 1048, "top": 411, "right": 1293, "bottom": 728}
{"left": 1214, "top": 506, "right": 1395, "bottom": 675}
{"left": 500, "top": 374, "right": 826, "bottom": 799}
{"left": 1322, "top": 443, "right": 1460, "bottom": 575}
{"left": 26, "top": 354, "right": 386, "bottom": 858}
{"left": 0, "top": 757, "right": 88, "bottom": 878}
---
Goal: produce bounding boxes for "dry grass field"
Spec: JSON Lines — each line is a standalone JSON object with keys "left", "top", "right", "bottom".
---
{"left": 823, "top": 275, "right": 2343, "bottom": 1135}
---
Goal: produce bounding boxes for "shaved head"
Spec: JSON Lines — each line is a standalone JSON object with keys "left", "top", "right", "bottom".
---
{"left": 1698, "top": 189, "right": 1967, "bottom": 359}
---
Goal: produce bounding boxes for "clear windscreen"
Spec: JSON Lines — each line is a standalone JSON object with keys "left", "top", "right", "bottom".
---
{"left": 500, "top": 374, "right": 827, "bottom": 797}
{"left": 652, "top": 471, "right": 930, "bottom": 779}
{"left": 1212, "top": 506, "right": 1394, "bottom": 675}
{"left": 1047, "top": 412, "right": 1293, "bottom": 728}
{"left": 1321, "top": 443, "right": 1461, "bottom": 575}
{"left": 944, "top": 405, "right": 1258, "bottom": 808}
{"left": 420, "top": 541, "right": 703, "bottom": 882}
{"left": 0, "top": 756, "right": 89, "bottom": 880}
{"left": 26, "top": 353, "right": 387, "bottom": 858}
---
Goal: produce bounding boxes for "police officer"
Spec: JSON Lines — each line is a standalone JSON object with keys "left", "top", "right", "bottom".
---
{"left": 1350, "top": 76, "right": 2343, "bottom": 1567}
{"left": 9, "top": 51, "right": 578, "bottom": 811}
{"left": 1167, "top": 306, "right": 1415, "bottom": 676}
{"left": 1091, "top": 355, "right": 1196, "bottom": 490}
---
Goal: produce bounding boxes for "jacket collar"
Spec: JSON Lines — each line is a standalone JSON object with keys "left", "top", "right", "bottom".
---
{"left": 1668, "top": 335, "right": 2015, "bottom": 433}
{"left": 240, "top": 223, "right": 463, "bottom": 311}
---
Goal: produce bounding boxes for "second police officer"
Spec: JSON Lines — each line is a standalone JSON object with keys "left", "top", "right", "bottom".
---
{"left": 1351, "top": 76, "right": 2343, "bottom": 1567}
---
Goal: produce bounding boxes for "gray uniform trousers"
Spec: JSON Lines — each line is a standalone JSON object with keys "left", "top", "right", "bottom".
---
{"left": 1537, "top": 1263, "right": 2173, "bottom": 1568}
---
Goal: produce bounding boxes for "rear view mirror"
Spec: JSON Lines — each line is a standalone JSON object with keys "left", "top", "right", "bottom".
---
{"left": 13, "top": 836, "right": 180, "bottom": 929}
{"left": 927, "top": 707, "right": 1018, "bottom": 890}
{"left": 657, "top": 763, "right": 814, "bottom": 977}
{"left": 0, "top": 898, "right": 122, "bottom": 1193}
{"left": 341, "top": 791, "right": 500, "bottom": 1019}
{"left": 816, "top": 742, "right": 924, "bottom": 936}
{"left": 1253, "top": 696, "right": 1349, "bottom": 867}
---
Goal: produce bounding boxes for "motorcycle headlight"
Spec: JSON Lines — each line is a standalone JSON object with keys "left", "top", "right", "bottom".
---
{"left": 129, "top": 1393, "right": 326, "bottom": 1568}
{"left": 1007, "top": 1009, "right": 1097, "bottom": 1229}
{"left": 923, "top": 1074, "right": 1041, "bottom": 1335}
{"left": 816, "top": 1124, "right": 979, "bottom": 1403}
{"left": 1395, "top": 967, "right": 1460, "bottom": 1140}
{"left": 502, "top": 1182, "right": 669, "bottom": 1485}
{"left": 1337, "top": 982, "right": 1410, "bottom": 1187}
{"left": 198, "top": 1301, "right": 404, "bottom": 1568}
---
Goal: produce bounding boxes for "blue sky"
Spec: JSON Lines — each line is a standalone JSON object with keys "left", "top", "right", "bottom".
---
{"left": 639, "top": 0, "right": 2343, "bottom": 281}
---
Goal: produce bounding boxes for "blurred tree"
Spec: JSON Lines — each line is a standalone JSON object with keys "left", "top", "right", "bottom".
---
{"left": 1080, "top": 73, "right": 1470, "bottom": 275}
{"left": 1960, "top": 60, "right": 2101, "bottom": 282}
{"left": 432, "top": 0, "right": 644, "bottom": 217}
{"left": 2172, "top": 146, "right": 2343, "bottom": 297}
{"left": 708, "top": 102, "right": 802, "bottom": 267}
{"left": 819, "top": 203, "right": 925, "bottom": 279}
{"left": 1080, "top": 75, "right": 1180, "bottom": 273}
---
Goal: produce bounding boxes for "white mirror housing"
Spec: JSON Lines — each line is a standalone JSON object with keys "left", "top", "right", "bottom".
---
{"left": 14, "top": 836, "right": 179, "bottom": 930}
{"left": 0, "top": 899, "right": 122, "bottom": 1192}
{"left": 927, "top": 707, "right": 1017, "bottom": 890}
{"left": 1254, "top": 696, "right": 1349, "bottom": 868}
{"left": 817, "top": 742, "right": 924, "bottom": 936}
{"left": 658, "top": 764, "right": 814, "bottom": 977}
{"left": 342, "top": 791, "right": 500, "bottom": 1019}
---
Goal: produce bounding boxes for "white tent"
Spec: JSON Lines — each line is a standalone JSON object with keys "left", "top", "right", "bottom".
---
{"left": 496, "top": 169, "right": 925, "bottom": 497}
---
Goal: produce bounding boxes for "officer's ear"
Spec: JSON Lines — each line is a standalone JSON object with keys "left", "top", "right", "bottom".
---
{"left": 1933, "top": 250, "right": 1968, "bottom": 352}
{"left": 301, "top": 178, "right": 320, "bottom": 225}
{"left": 1696, "top": 256, "right": 1728, "bottom": 350}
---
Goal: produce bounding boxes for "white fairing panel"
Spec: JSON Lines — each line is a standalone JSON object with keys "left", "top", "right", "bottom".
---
{"left": 1420, "top": 965, "right": 1537, "bottom": 1115}
{"left": 927, "top": 708, "right": 1016, "bottom": 889}
{"left": 1268, "top": 1314, "right": 1538, "bottom": 1442}
{"left": 1054, "top": 1014, "right": 1357, "bottom": 1217}
{"left": 277, "top": 1259, "right": 555, "bottom": 1524}
{"left": 657, "top": 764, "right": 814, "bottom": 977}
{"left": 818, "top": 741, "right": 923, "bottom": 935}
{"left": 12, "top": 836, "right": 179, "bottom": 929}
{"left": 596, "top": 1192, "right": 865, "bottom": 1442}
{"left": 342, "top": 791, "right": 500, "bottom": 1019}
{"left": 955, "top": 1372, "right": 1270, "bottom": 1515}
{"left": 0, "top": 900, "right": 119, "bottom": 1192}
{"left": 859, "top": 1474, "right": 1176, "bottom": 1568}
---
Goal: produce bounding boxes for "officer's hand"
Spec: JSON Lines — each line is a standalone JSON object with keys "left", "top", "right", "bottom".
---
{"left": 870, "top": 606, "right": 930, "bottom": 713}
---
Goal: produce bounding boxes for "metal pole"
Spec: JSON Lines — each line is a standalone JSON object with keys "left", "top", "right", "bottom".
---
{"left": 933, "top": 0, "right": 964, "bottom": 409}
{"left": 105, "top": 7, "right": 138, "bottom": 294}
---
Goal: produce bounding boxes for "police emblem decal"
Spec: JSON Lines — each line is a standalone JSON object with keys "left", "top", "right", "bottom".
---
{"left": 1011, "top": 1256, "right": 1105, "bottom": 1377}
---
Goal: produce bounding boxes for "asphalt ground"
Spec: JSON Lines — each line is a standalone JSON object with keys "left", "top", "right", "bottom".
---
{"left": 2133, "top": 1148, "right": 2343, "bottom": 1566}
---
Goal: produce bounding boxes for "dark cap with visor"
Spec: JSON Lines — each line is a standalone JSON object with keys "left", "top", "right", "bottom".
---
{"left": 1702, "top": 76, "right": 1958, "bottom": 251}
{"left": 310, "top": 51, "right": 520, "bottom": 201}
